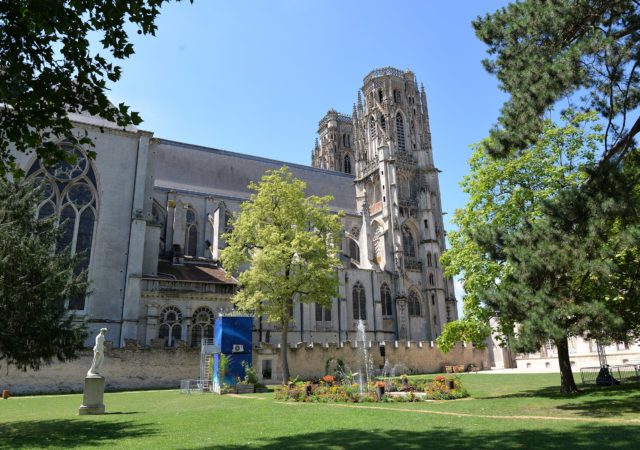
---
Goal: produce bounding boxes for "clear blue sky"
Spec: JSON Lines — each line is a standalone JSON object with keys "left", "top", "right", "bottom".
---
{"left": 108, "top": 0, "right": 511, "bottom": 306}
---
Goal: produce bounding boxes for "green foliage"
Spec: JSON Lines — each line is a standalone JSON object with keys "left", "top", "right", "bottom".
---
{"left": 0, "top": 0, "right": 192, "bottom": 177}
{"left": 242, "top": 361, "right": 259, "bottom": 385}
{"left": 439, "top": 111, "right": 600, "bottom": 351}
{"left": 220, "top": 166, "right": 343, "bottom": 381}
{"left": 474, "top": 0, "right": 640, "bottom": 161}
{"left": 218, "top": 353, "right": 230, "bottom": 384}
{"left": 0, "top": 176, "right": 88, "bottom": 371}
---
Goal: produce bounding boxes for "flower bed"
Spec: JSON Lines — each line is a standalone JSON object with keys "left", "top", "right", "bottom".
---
{"left": 275, "top": 376, "right": 468, "bottom": 403}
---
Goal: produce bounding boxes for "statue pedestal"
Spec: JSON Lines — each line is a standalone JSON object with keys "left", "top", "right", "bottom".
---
{"left": 78, "top": 375, "right": 105, "bottom": 415}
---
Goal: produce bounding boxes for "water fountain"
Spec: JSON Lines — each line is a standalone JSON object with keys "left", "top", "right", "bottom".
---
{"left": 355, "top": 319, "right": 374, "bottom": 393}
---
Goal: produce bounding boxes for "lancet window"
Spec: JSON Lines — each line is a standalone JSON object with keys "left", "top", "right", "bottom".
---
{"left": 27, "top": 143, "right": 99, "bottom": 311}
{"left": 352, "top": 282, "right": 367, "bottom": 320}
{"left": 408, "top": 290, "right": 421, "bottom": 317}
{"left": 191, "top": 306, "right": 214, "bottom": 347}
{"left": 381, "top": 283, "right": 393, "bottom": 317}
{"left": 185, "top": 208, "right": 198, "bottom": 257}
{"left": 396, "top": 113, "right": 406, "bottom": 151}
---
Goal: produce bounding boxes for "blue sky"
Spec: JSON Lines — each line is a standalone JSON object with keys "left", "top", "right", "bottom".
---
{"left": 108, "top": 0, "right": 511, "bottom": 306}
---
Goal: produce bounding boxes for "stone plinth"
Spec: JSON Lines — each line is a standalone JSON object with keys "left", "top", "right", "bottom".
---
{"left": 78, "top": 375, "right": 105, "bottom": 415}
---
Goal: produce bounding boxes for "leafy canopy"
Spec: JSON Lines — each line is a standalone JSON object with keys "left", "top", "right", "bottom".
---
{"left": 220, "top": 167, "right": 343, "bottom": 325}
{"left": 438, "top": 111, "right": 600, "bottom": 352}
{"left": 475, "top": 0, "right": 640, "bottom": 161}
{"left": 0, "top": 176, "right": 88, "bottom": 371}
{"left": 0, "top": 0, "right": 191, "bottom": 177}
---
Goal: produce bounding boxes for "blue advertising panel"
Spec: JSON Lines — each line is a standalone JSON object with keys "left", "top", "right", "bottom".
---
{"left": 212, "top": 316, "right": 253, "bottom": 388}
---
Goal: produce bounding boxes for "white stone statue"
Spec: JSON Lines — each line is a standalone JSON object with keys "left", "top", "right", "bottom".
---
{"left": 87, "top": 328, "right": 108, "bottom": 377}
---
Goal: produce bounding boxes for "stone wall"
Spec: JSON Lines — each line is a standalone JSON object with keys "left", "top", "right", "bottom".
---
{"left": 256, "top": 340, "right": 489, "bottom": 383}
{"left": 1, "top": 341, "right": 488, "bottom": 394}
{"left": 0, "top": 346, "right": 200, "bottom": 395}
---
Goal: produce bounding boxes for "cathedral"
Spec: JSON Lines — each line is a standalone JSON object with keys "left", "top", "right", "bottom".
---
{"left": 15, "top": 67, "right": 458, "bottom": 354}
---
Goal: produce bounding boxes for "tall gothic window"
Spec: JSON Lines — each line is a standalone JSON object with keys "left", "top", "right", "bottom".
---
{"left": 27, "top": 143, "right": 98, "bottom": 311}
{"left": 429, "top": 273, "right": 435, "bottom": 286}
{"left": 408, "top": 290, "right": 421, "bottom": 317}
{"left": 159, "top": 305, "right": 183, "bottom": 347}
{"left": 185, "top": 208, "right": 198, "bottom": 257}
{"left": 343, "top": 154, "right": 352, "bottom": 174}
{"left": 402, "top": 225, "right": 416, "bottom": 258}
{"left": 370, "top": 116, "right": 377, "bottom": 141}
{"left": 381, "top": 283, "right": 393, "bottom": 317}
{"left": 352, "top": 282, "right": 366, "bottom": 320}
{"left": 396, "top": 113, "right": 406, "bottom": 151}
{"left": 191, "top": 306, "right": 214, "bottom": 347}
{"left": 380, "top": 115, "right": 386, "bottom": 131}
{"left": 315, "top": 302, "right": 332, "bottom": 322}
{"left": 427, "top": 252, "right": 432, "bottom": 267}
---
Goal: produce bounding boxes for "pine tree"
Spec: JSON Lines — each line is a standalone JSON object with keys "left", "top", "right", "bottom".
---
{"left": 439, "top": 112, "right": 640, "bottom": 393}
{"left": 220, "top": 167, "right": 343, "bottom": 383}
{"left": 0, "top": 176, "right": 88, "bottom": 371}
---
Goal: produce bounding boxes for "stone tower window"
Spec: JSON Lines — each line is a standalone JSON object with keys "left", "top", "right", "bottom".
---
{"left": 185, "top": 208, "right": 198, "bottom": 257}
{"left": 378, "top": 89, "right": 384, "bottom": 103}
{"left": 352, "top": 282, "right": 367, "bottom": 320}
{"left": 344, "top": 154, "right": 352, "bottom": 174}
{"left": 396, "top": 113, "right": 406, "bottom": 151}
{"left": 380, "top": 115, "right": 386, "bottom": 131}
{"left": 408, "top": 290, "right": 421, "bottom": 317}
{"left": 27, "top": 143, "right": 98, "bottom": 311}
{"left": 402, "top": 225, "right": 416, "bottom": 258}
{"left": 381, "top": 283, "right": 393, "bottom": 317}
{"left": 370, "top": 116, "right": 377, "bottom": 141}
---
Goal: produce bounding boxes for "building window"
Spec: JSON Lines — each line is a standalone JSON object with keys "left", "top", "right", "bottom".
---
{"left": 191, "top": 306, "right": 214, "bottom": 347}
{"left": 427, "top": 252, "right": 432, "bottom": 267}
{"left": 393, "top": 90, "right": 400, "bottom": 103}
{"left": 315, "top": 302, "right": 332, "bottom": 322}
{"left": 396, "top": 113, "right": 406, "bottom": 151}
{"left": 429, "top": 273, "right": 435, "bottom": 286}
{"left": 185, "top": 208, "right": 198, "bottom": 257}
{"left": 261, "top": 359, "right": 273, "bottom": 380}
{"left": 27, "top": 144, "right": 98, "bottom": 311}
{"left": 381, "top": 283, "right": 393, "bottom": 317}
{"left": 402, "top": 225, "right": 416, "bottom": 258}
{"left": 344, "top": 154, "right": 352, "bottom": 174}
{"left": 370, "top": 116, "right": 377, "bottom": 141}
{"left": 159, "top": 305, "right": 183, "bottom": 347}
{"left": 380, "top": 115, "right": 386, "bottom": 131}
{"left": 378, "top": 89, "right": 384, "bottom": 103}
{"left": 352, "top": 282, "right": 366, "bottom": 320}
{"left": 431, "top": 294, "right": 435, "bottom": 305}
{"left": 408, "top": 291, "right": 421, "bottom": 317}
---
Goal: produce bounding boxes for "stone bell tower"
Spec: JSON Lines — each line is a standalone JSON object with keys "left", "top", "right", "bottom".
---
{"left": 312, "top": 109, "right": 355, "bottom": 174}
{"left": 352, "top": 67, "right": 457, "bottom": 340}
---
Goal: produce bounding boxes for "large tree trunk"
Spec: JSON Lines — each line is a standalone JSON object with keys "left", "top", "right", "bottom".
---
{"left": 281, "top": 319, "right": 290, "bottom": 384}
{"left": 556, "top": 335, "right": 579, "bottom": 394}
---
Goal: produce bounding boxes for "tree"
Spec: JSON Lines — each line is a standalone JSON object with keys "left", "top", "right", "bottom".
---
{"left": 475, "top": 0, "right": 640, "bottom": 162}
{"left": 220, "top": 167, "right": 343, "bottom": 383}
{"left": 438, "top": 112, "right": 640, "bottom": 393}
{"left": 0, "top": 176, "right": 88, "bottom": 372}
{"left": 0, "top": 0, "right": 191, "bottom": 177}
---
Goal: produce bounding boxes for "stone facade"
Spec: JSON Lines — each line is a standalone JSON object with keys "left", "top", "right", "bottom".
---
{"left": 1, "top": 341, "right": 486, "bottom": 394}
{"left": 12, "top": 68, "right": 462, "bottom": 375}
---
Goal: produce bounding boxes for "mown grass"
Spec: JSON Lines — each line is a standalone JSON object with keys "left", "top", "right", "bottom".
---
{"left": 1, "top": 373, "right": 638, "bottom": 449}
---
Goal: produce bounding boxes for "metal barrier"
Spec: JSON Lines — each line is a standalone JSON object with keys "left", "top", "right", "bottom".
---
{"left": 580, "top": 365, "right": 640, "bottom": 385}
{"left": 180, "top": 379, "right": 214, "bottom": 394}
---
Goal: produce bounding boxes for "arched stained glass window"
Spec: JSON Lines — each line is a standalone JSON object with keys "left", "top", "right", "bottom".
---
{"left": 27, "top": 143, "right": 98, "bottom": 311}
{"left": 396, "top": 113, "right": 406, "bottom": 151}
{"left": 381, "top": 283, "right": 393, "bottom": 317}
{"left": 159, "top": 305, "right": 183, "bottom": 347}
{"left": 185, "top": 208, "right": 198, "bottom": 257}
{"left": 191, "top": 306, "right": 214, "bottom": 347}
{"left": 353, "top": 282, "right": 366, "bottom": 320}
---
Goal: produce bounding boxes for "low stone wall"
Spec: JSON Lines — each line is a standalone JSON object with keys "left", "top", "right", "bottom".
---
{"left": 1, "top": 340, "right": 488, "bottom": 394}
{"left": 0, "top": 346, "right": 200, "bottom": 395}
{"left": 257, "top": 340, "right": 489, "bottom": 382}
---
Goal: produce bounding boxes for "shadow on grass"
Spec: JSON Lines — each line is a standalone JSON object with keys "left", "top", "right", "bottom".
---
{"left": 201, "top": 427, "right": 640, "bottom": 449}
{"left": 476, "top": 380, "right": 640, "bottom": 400}
{"left": 0, "top": 418, "right": 157, "bottom": 449}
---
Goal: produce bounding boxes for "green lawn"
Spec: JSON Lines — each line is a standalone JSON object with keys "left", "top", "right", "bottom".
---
{"left": 1, "top": 374, "right": 639, "bottom": 449}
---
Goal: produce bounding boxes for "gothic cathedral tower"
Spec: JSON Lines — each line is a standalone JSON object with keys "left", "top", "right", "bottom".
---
{"left": 313, "top": 67, "right": 458, "bottom": 341}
